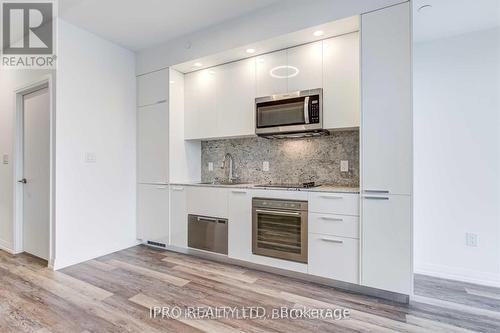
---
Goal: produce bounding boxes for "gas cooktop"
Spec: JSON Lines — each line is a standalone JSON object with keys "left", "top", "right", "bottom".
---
{"left": 254, "top": 182, "right": 319, "bottom": 189}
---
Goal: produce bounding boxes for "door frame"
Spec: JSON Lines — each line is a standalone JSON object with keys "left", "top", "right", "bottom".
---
{"left": 13, "top": 75, "right": 55, "bottom": 267}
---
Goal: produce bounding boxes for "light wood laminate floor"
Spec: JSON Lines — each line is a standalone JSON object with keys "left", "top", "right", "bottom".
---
{"left": 1, "top": 245, "right": 499, "bottom": 332}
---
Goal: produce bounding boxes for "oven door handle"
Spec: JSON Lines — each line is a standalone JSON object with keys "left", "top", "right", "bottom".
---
{"left": 303, "top": 96, "right": 310, "bottom": 124}
{"left": 255, "top": 209, "right": 301, "bottom": 217}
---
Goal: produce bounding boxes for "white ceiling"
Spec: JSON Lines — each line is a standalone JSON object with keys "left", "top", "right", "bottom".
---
{"left": 413, "top": 0, "right": 500, "bottom": 42}
{"left": 58, "top": 0, "right": 285, "bottom": 51}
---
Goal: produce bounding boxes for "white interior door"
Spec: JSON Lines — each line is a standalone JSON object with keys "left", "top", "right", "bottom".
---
{"left": 22, "top": 87, "right": 50, "bottom": 260}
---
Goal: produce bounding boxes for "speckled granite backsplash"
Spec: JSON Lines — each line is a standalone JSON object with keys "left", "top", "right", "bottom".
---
{"left": 201, "top": 131, "right": 359, "bottom": 187}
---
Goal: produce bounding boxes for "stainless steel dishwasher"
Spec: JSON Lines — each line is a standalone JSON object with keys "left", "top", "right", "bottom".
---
{"left": 188, "top": 214, "right": 228, "bottom": 255}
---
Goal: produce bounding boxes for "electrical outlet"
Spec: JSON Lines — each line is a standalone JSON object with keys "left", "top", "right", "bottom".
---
{"left": 85, "top": 152, "right": 96, "bottom": 163}
{"left": 208, "top": 162, "right": 213, "bottom": 171}
{"left": 2, "top": 154, "right": 8, "bottom": 165}
{"left": 340, "top": 160, "right": 349, "bottom": 172}
{"left": 263, "top": 161, "right": 269, "bottom": 172}
{"left": 466, "top": 233, "right": 478, "bottom": 247}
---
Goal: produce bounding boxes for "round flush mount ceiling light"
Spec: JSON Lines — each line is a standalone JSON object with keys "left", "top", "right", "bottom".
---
{"left": 313, "top": 30, "right": 324, "bottom": 37}
{"left": 193, "top": 62, "right": 203, "bottom": 67}
{"left": 418, "top": 4, "right": 432, "bottom": 12}
{"left": 246, "top": 48, "right": 256, "bottom": 54}
{"left": 269, "top": 65, "right": 300, "bottom": 79}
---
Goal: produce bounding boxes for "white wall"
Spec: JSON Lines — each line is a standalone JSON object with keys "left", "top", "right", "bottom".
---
{"left": 168, "top": 69, "right": 200, "bottom": 182}
{"left": 414, "top": 27, "right": 500, "bottom": 286}
{"left": 54, "top": 20, "right": 138, "bottom": 269}
{"left": 137, "top": 0, "right": 404, "bottom": 74}
{"left": 0, "top": 70, "right": 53, "bottom": 253}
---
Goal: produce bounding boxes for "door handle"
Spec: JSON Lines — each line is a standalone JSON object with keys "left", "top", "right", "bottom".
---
{"left": 18, "top": 178, "right": 27, "bottom": 184}
{"left": 197, "top": 216, "right": 218, "bottom": 223}
{"left": 303, "top": 96, "right": 310, "bottom": 124}
{"left": 255, "top": 209, "right": 300, "bottom": 217}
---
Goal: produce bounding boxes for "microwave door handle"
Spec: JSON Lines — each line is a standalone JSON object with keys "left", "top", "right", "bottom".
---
{"left": 304, "top": 96, "right": 310, "bottom": 124}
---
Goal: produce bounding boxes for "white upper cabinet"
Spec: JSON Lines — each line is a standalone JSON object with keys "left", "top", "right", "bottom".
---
{"left": 184, "top": 69, "right": 217, "bottom": 140}
{"left": 287, "top": 41, "right": 323, "bottom": 92}
{"left": 256, "top": 49, "right": 287, "bottom": 97}
{"left": 137, "top": 103, "right": 169, "bottom": 184}
{"left": 215, "top": 58, "right": 256, "bottom": 137}
{"left": 361, "top": 2, "right": 412, "bottom": 195}
{"left": 137, "top": 68, "right": 169, "bottom": 107}
{"left": 323, "top": 32, "right": 360, "bottom": 129}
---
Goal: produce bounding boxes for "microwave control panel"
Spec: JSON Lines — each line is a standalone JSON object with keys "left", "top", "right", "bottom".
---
{"left": 309, "top": 97, "right": 320, "bottom": 123}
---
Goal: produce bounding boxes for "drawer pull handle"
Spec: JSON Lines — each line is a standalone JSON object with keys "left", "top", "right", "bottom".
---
{"left": 155, "top": 186, "right": 167, "bottom": 189}
{"left": 321, "top": 238, "right": 344, "bottom": 244}
{"left": 320, "top": 195, "right": 343, "bottom": 199}
{"left": 231, "top": 190, "right": 247, "bottom": 194}
{"left": 172, "top": 186, "right": 184, "bottom": 191}
{"left": 364, "top": 190, "right": 389, "bottom": 194}
{"left": 320, "top": 217, "right": 343, "bottom": 222}
{"left": 256, "top": 209, "right": 300, "bottom": 217}
{"left": 364, "top": 196, "right": 389, "bottom": 200}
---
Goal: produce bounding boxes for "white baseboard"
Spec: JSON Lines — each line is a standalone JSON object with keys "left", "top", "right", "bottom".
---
{"left": 0, "top": 239, "right": 17, "bottom": 254}
{"left": 415, "top": 263, "right": 500, "bottom": 288}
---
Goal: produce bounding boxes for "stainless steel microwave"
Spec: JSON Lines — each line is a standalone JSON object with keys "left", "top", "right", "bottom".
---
{"left": 255, "top": 88, "right": 323, "bottom": 136}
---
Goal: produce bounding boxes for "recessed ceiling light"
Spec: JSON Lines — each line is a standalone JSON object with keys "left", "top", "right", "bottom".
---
{"left": 246, "top": 48, "right": 256, "bottom": 54}
{"left": 193, "top": 62, "right": 202, "bottom": 67}
{"left": 418, "top": 4, "right": 432, "bottom": 12}
{"left": 313, "top": 30, "right": 324, "bottom": 37}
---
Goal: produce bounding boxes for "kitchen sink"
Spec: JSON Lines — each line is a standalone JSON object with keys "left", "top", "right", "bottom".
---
{"left": 198, "top": 181, "right": 249, "bottom": 186}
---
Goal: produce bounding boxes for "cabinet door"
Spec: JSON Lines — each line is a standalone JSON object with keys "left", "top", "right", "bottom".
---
{"left": 323, "top": 33, "right": 360, "bottom": 129}
{"left": 256, "top": 50, "right": 287, "bottom": 97}
{"left": 361, "top": 195, "right": 411, "bottom": 294}
{"left": 137, "top": 103, "right": 168, "bottom": 184}
{"left": 137, "top": 69, "right": 169, "bottom": 107}
{"left": 137, "top": 184, "right": 169, "bottom": 244}
{"left": 184, "top": 69, "right": 217, "bottom": 139}
{"left": 362, "top": 3, "right": 412, "bottom": 195}
{"left": 186, "top": 186, "right": 228, "bottom": 218}
{"left": 287, "top": 41, "right": 323, "bottom": 92}
{"left": 227, "top": 189, "right": 253, "bottom": 261}
{"left": 170, "top": 186, "right": 187, "bottom": 248}
{"left": 215, "top": 58, "right": 256, "bottom": 137}
{"left": 309, "top": 234, "right": 359, "bottom": 284}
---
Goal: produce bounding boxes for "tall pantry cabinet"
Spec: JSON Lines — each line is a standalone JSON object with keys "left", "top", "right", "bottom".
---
{"left": 136, "top": 69, "right": 170, "bottom": 245}
{"left": 360, "top": 2, "right": 413, "bottom": 295}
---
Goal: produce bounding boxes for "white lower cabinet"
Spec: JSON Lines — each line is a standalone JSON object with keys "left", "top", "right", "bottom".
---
{"left": 227, "top": 189, "right": 253, "bottom": 261}
{"left": 309, "top": 213, "right": 359, "bottom": 239}
{"left": 170, "top": 185, "right": 187, "bottom": 248}
{"left": 137, "top": 184, "right": 169, "bottom": 244}
{"left": 186, "top": 186, "right": 228, "bottom": 218}
{"left": 309, "top": 193, "right": 359, "bottom": 216}
{"left": 361, "top": 195, "right": 411, "bottom": 294}
{"left": 309, "top": 234, "right": 359, "bottom": 284}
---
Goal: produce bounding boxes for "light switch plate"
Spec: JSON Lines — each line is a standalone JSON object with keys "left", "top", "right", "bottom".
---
{"left": 263, "top": 161, "right": 269, "bottom": 172}
{"left": 340, "top": 160, "right": 349, "bottom": 172}
{"left": 85, "top": 152, "right": 96, "bottom": 163}
{"left": 2, "top": 154, "right": 8, "bottom": 165}
{"left": 208, "top": 162, "right": 213, "bottom": 171}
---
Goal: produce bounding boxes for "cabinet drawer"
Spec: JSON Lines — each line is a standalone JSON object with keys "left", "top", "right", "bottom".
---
{"left": 308, "top": 234, "right": 359, "bottom": 284}
{"left": 309, "top": 213, "right": 359, "bottom": 239}
{"left": 309, "top": 193, "right": 359, "bottom": 215}
{"left": 186, "top": 187, "right": 228, "bottom": 218}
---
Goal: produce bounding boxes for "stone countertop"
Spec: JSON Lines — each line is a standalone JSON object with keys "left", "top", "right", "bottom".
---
{"left": 169, "top": 182, "right": 360, "bottom": 194}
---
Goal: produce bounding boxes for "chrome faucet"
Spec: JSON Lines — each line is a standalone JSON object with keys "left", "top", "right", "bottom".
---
{"left": 222, "top": 153, "right": 235, "bottom": 183}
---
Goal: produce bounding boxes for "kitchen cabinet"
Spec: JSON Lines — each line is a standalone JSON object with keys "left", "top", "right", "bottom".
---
{"left": 309, "top": 213, "right": 359, "bottom": 239}
{"left": 137, "top": 184, "right": 169, "bottom": 244}
{"left": 256, "top": 49, "right": 288, "bottom": 97}
{"left": 309, "top": 192, "right": 359, "bottom": 216}
{"left": 287, "top": 41, "right": 323, "bottom": 92}
{"left": 215, "top": 58, "right": 256, "bottom": 137}
{"left": 170, "top": 185, "right": 187, "bottom": 248}
{"left": 137, "top": 102, "right": 169, "bottom": 184}
{"left": 184, "top": 69, "right": 217, "bottom": 139}
{"left": 186, "top": 186, "right": 228, "bottom": 218}
{"left": 361, "top": 195, "right": 411, "bottom": 294}
{"left": 361, "top": 2, "right": 412, "bottom": 295}
{"left": 227, "top": 189, "right": 253, "bottom": 261}
{"left": 309, "top": 234, "right": 359, "bottom": 284}
{"left": 323, "top": 32, "right": 360, "bottom": 129}
{"left": 137, "top": 69, "right": 169, "bottom": 107}
{"left": 361, "top": 2, "right": 412, "bottom": 196}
